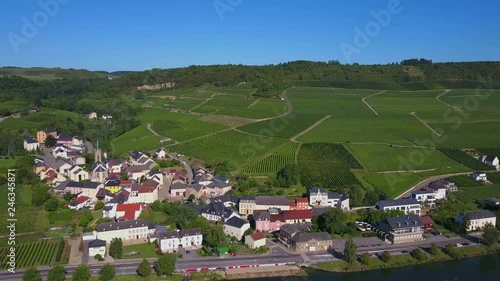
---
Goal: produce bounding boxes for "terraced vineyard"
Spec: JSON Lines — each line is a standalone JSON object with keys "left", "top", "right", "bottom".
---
{"left": 240, "top": 142, "right": 299, "bottom": 174}
{"left": 0, "top": 240, "right": 58, "bottom": 269}
{"left": 297, "top": 143, "right": 363, "bottom": 189}
{"left": 437, "top": 148, "right": 494, "bottom": 171}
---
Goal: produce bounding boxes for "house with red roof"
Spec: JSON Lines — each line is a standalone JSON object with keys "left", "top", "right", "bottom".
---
{"left": 128, "top": 179, "right": 159, "bottom": 203}
{"left": 290, "top": 198, "right": 310, "bottom": 210}
{"left": 245, "top": 232, "right": 267, "bottom": 249}
{"left": 69, "top": 196, "right": 91, "bottom": 210}
{"left": 115, "top": 203, "right": 143, "bottom": 221}
{"left": 283, "top": 210, "right": 313, "bottom": 224}
{"left": 254, "top": 211, "right": 286, "bottom": 232}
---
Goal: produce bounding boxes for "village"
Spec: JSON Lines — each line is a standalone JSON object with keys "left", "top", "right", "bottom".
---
{"left": 19, "top": 127, "right": 500, "bottom": 272}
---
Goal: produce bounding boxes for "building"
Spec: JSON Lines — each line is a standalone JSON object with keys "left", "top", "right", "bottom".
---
{"left": 427, "top": 180, "right": 452, "bottom": 195}
{"left": 64, "top": 181, "right": 103, "bottom": 199}
{"left": 245, "top": 232, "right": 266, "bottom": 249}
{"left": 283, "top": 210, "right": 313, "bottom": 224}
{"left": 23, "top": 137, "right": 39, "bottom": 151}
{"left": 455, "top": 210, "right": 496, "bottom": 232}
{"left": 308, "top": 187, "right": 350, "bottom": 210}
{"left": 376, "top": 215, "right": 424, "bottom": 244}
{"left": 57, "top": 134, "right": 74, "bottom": 146}
{"left": 88, "top": 239, "right": 106, "bottom": 257}
{"left": 411, "top": 190, "right": 438, "bottom": 206}
{"left": 472, "top": 172, "right": 487, "bottom": 182}
{"left": 170, "top": 182, "right": 187, "bottom": 197}
{"left": 208, "top": 194, "right": 239, "bottom": 208}
{"left": 223, "top": 217, "right": 250, "bottom": 240}
{"left": 67, "top": 165, "right": 90, "bottom": 182}
{"left": 278, "top": 224, "right": 312, "bottom": 246}
{"left": 105, "top": 179, "right": 122, "bottom": 194}
{"left": 154, "top": 148, "right": 166, "bottom": 159}
{"left": 96, "top": 219, "right": 150, "bottom": 242}
{"left": 485, "top": 198, "right": 500, "bottom": 208}
{"left": 254, "top": 196, "right": 291, "bottom": 212}
{"left": 115, "top": 203, "right": 143, "bottom": 221}
{"left": 238, "top": 195, "right": 256, "bottom": 215}
{"left": 36, "top": 128, "right": 57, "bottom": 144}
{"left": 157, "top": 228, "right": 203, "bottom": 253}
{"left": 69, "top": 196, "right": 91, "bottom": 210}
{"left": 201, "top": 202, "right": 237, "bottom": 222}
{"left": 87, "top": 112, "right": 98, "bottom": 119}
{"left": 289, "top": 198, "right": 309, "bottom": 210}
{"left": 482, "top": 155, "right": 499, "bottom": 167}
{"left": 375, "top": 198, "right": 421, "bottom": 215}
{"left": 128, "top": 179, "right": 159, "bottom": 204}
{"left": 254, "top": 211, "right": 285, "bottom": 232}
{"left": 420, "top": 215, "right": 435, "bottom": 230}
{"left": 291, "top": 232, "right": 333, "bottom": 253}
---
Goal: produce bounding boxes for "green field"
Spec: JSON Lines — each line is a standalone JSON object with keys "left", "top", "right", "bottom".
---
{"left": 454, "top": 185, "right": 500, "bottom": 203}
{"left": 360, "top": 172, "right": 424, "bottom": 198}
{"left": 347, "top": 144, "right": 470, "bottom": 172}
{"left": 239, "top": 142, "right": 300, "bottom": 175}
{"left": 193, "top": 95, "right": 287, "bottom": 118}
{"left": 0, "top": 240, "right": 58, "bottom": 269}
{"left": 111, "top": 125, "right": 161, "bottom": 157}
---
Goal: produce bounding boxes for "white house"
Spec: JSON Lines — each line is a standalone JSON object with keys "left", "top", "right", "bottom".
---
{"left": 52, "top": 145, "right": 69, "bottom": 159}
{"left": 223, "top": 217, "right": 250, "bottom": 240}
{"left": 157, "top": 228, "right": 203, "bottom": 253}
{"left": 472, "top": 172, "right": 487, "bottom": 182}
{"left": 482, "top": 156, "right": 499, "bottom": 167}
{"left": 308, "top": 187, "right": 350, "bottom": 210}
{"left": 201, "top": 202, "right": 238, "bottom": 222}
{"left": 411, "top": 190, "right": 438, "bottom": 206}
{"left": 115, "top": 203, "right": 143, "bottom": 221}
{"left": 245, "top": 232, "right": 266, "bottom": 249}
{"left": 96, "top": 220, "right": 151, "bottom": 242}
{"left": 57, "top": 161, "right": 73, "bottom": 175}
{"left": 69, "top": 196, "right": 91, "bottom": 210}
{"left": 88, "top": 239, "right": 106, "bottom": 258}
{"left": 68, "top": 165, "right": 90, "bottom": 182}
{"left": 105, "top": 158, "right": 123, "bottom": 174}
{"left": 154, "top": 148, "right": 167, "bottom": 159}
{"left": 72, "top": 137, "right": 83, "bottom": 146}
{"left": 375, "top": 198, "right": 421, "bottom": 215}
{"left": 64, "top": 181, "right": 103, "bottom": 199}
{"left": 455, "top": 210, "right": 497, "bottom": 232}
{"left": 23, "top": 137, "right": 39, "bottom": 151}
{"left": 127, "top": 180, "right": 159, "bottom": 204}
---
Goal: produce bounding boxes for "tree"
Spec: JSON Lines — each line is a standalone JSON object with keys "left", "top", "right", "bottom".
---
{"left": 94, "top": 200, "right": 104, "bottom": 210}
{"left": 429, "top": 243, "right": 440, "bottom": 256}
{"left": 444, "top": 244, "right": 460, "bottom": 259}
{"left": 72, "top": 265, "right": 90, "bottom": 281}
{"left": 317, "top": 208, "right": 349, "bottom": 235}
{"left": 47, "top": 265, "right": 66, "bottom": 281}
{"left": 45, "top": 198, "right": 59, "bottom": 212}
{"left": 410, "top": 248, "right": 428, "bottom": 262}
{"left": 343, "top": 238, "right": 357, "bottom": 264}
{"left": 204, "top": 225, "right": 226, "bottom": 248}
{"left": 276, "top": 164, "right": 300, "bottom": 188}
{"left": 155, "top": 254, "right": 177, "bottom": 276}
{"left": 78, "top": 211, "right": 93, "bottom": 227}
{"left": 482, "top": 223, "right": 500, "bottom": 246}
{"left": 359, "top": 253, "right": 371, "bottom": 265}
{"left": 22, "top": 267, "right": 41, "bottom": 281}
{"left": 94, "top": 254, "right": 104, "bottom": 261}
{"left": 63, "top": 192, "right": 74, "bottom": 202}
{"left": 109, "top": 238, "right": 123, "bottom": 259}
{"left": 31, "top": 184, "right": 51, "bottom": 206}
{"left": 98, "top": 264, "right": 116, "bottom": 281}
{"left": 187, "top": 194, "right": 196, "bottom": 203}
{"left": 45, "top": 135, "right": 57, "bottom": 147}
{"left": 380, "top": 251, "right": 392, "bottom": 263}
{"left": 137, "top": 259, "right": 152, "bottom": 277}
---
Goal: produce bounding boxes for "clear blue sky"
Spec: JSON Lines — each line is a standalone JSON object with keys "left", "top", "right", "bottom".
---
{"left": 1, "top": 0, "right": 499, "bottom": 71}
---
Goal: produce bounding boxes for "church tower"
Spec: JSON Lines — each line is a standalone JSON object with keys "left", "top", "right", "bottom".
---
{"left": 95, "top": 139, "right": 102, "bottom": 163}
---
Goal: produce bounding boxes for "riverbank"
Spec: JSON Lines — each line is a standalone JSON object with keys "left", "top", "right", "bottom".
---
{"left": 311, "top": 243, "right": 500, "bottom": 273}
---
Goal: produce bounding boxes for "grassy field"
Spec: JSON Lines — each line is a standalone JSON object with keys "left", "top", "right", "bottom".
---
{"left": 111, "top": 125, "right": 161, "bottom": 157}
{"left": 193, "top": 95, "right": 287, "bottom": 118}
{"left": 0, "top": 98, "right": 29, "bottom": 113}
{"left": 0, "top": 159, "right": 16, "bottom": 168}
{"left": 121, "top": 243, "right": 160, "bottom": 259}
{"left": 454, "top": 184, "right": 500, "bottom": 203}
{"left": 360, "top": 172, "right": 424, "bottom": 198}
{"left": 239, "top": 142, "right": 299, "bottom": 175}
{"left": 347, "top": 144, "right": 470, "bottom": 172}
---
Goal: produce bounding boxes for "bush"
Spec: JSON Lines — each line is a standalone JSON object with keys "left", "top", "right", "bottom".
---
{"left": 94, "top": 254, "right": 104, "bottom": 261}
{"left": 55, "top": 240, "right": 65, "bottom": 262}
{"left": 410, "top": 248, "right": 428, "bottom": 261}
{"left": 380, "top": 251, "right": 392, "bottom": 263}
{"left": 443, "top": 244, "right": 461, "bottom": 259}
{"left": 94, "top": 201, "right": 104, "bottom": 211}
{"left": 359, "top": 253, "right": 371, "bottom": 265}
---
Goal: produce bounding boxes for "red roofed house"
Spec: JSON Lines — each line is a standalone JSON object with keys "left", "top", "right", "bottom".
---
{"left": 283, "top": 210, "right": 313, "bottom": 224}
{"left": 245, "top": 232, "right": 267, "bottom": 249}
{"left": 254, "top": 211, "right": 286, "bottom": 232}
{"left": 421, "top": 215, "right": 435, "bottom": 230}
{"left": 69, "top": 196, "right": 91, "bottom": 210}
{"left": 128, "top": 179, "right": 159, "bottom": 203}
{"left": 115, "top": 203, "right": 143, "bottom": 221}
{"left": 290, "top": 198, "right": 310, "bottom": 210}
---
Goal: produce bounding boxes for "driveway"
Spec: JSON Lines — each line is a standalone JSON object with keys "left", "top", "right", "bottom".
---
{"left": 68, "top": 238, "right": 83, "bottom": 265}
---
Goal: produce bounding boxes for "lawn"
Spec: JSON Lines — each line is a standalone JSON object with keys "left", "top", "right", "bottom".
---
{"left": 121, "top": 243, "right": 161, "bottom": 259}
{"left": 0, "top": 159, "right": 16, "bottom": 168}
{"left": 347, "top": 144, "right": 469, "bottom": 172}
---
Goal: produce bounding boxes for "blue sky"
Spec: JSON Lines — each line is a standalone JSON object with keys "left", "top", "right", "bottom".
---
{"left": 1, "top": 0, "right": 499, "bottom": 71}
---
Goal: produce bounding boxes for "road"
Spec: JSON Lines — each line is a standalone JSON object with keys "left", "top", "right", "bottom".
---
{"left": 0, "top": 234, "right": 483, "bottom": 281}
{"left": 169, "top": 153, "right": 193, "bottom": 183}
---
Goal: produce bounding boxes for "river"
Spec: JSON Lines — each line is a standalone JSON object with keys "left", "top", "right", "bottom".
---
{"left": 235, "top": 254, "right": 500, "bottom": 281}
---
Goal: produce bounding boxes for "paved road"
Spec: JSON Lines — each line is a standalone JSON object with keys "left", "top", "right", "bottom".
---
{"left": 169, "top": 153, "right": 193, "bottom": 184}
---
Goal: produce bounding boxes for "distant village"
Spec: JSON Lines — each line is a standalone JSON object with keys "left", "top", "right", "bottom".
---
{"left": 23, "top": 128, "right": 499, "bottom": 260}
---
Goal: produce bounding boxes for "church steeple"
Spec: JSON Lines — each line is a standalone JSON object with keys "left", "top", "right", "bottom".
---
{"left": 95, "top": 139, "right": 102, "bottom": 162}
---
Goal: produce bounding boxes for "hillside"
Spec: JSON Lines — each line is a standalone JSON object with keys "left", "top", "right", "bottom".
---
{"left": 0, "top": 67, "right": 115, "bottom": 80}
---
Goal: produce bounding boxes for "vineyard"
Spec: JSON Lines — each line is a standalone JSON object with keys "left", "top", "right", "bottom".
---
{"left": 240, "top": 142, "right": 299, "bottom": 174}
{"left": 0, "top": 240, "right": 58, "bottom": 269}
{"left": 437, "top": 148, "right": 494, "bottom": 171}
{"left": 444, "top": 175, "right": 484, "bottom": 187}
{"left": 477, "top": 148, "right": 500, "bottom": 157}
{"left": 297, "top": 143, "right": 363, "bottom": 189}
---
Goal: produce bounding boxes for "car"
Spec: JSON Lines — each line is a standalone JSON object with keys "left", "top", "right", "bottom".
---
{"left": 455, "top": 243, "right": 463, "bottom": 248}
{"left": 462, "top": 243, "right": 470, "bottom": 246}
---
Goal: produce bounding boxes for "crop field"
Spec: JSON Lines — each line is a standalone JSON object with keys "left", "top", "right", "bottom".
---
{"left": 437, "top": 148, "right": 494, "bottom": 170}
{"left": 445, "top": 175, "right": 484, "bottom": 187}
{"left": 238, "top": 113, "right": 325, "bottom": 139}
{"left": 454, "top": 185, "right": 500, "bottom": 203}
{"left": 239, "top": 142, "right": 299, "bottom": 175}
{"left": 347, "top": 144, "right": 469, "bottom": 172}
{"left": 193, "top": 95, "right": 287, "bottom": 119}
{"left": 0, "top": 98, "right": 29, "bottom": 112}
{"left": 170, "top": 97, "right": 206, "bottom": 111}
{"left": 361, "top": 172, "right": 424, "bottom": 198}
{"left": 477, "top": 148, "right": 500, "bottom": 156}
{"left": 172, "top": 130, "right": 287, "bottom": 168}
{"left": 0, "top": 240, "right": 58, "bottom": 269}
{"left": 297, "top": 143, "right": 362, "bottom": 189}
{"left": 152, "top": 118, "right": 227, "bottom": 142}
{"left": 111, "top": 125, "right": 161, "bottom": 157}
{"left": 440, "top": 89, "right": 500, "bottom": 111}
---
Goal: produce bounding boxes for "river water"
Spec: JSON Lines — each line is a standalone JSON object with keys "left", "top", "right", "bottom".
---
{"left": 236, "top": 254, "right": 500, "bottom": 281}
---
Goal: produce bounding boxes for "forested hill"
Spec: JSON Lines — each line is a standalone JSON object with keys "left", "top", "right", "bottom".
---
{"left": 110, "top": 60, "right": 500, "bottom": 95}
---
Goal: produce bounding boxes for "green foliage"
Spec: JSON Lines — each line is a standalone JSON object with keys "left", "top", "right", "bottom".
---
{"left": 78, "top": 211, "right": 93, "bottom": 227}
{"left": 94, "top": 254, "right": 104, "bottom": 261}
{"left": 429, "top": 243, "right": 441, "bottom": 256}
{"left": 63, "top": 192, "right": 74, "bottom": 202}
{"left": 98, "top": 264, "right": 116, "bottom": 281}
{"left": 94, "top": 201, "right": 104, "bottom": 211}
{"left": 443, "top": 244, "right": 460, "bottom": 259}
{"left": 380, "top": 251, "right": 392, "bottom": 263}
{"left": 410, "top": 248, "right": 428, "bottom": 261}
{"left": 44, "top": 198, "right": 60, "bottom": 212}
{"left": 45, "top": 135, "right": 57, "bottom": 147}
{"left": 31, "top": 184, "right": 51, "bottom": 206}
{"left": 137, "top": 259, "right": 152, "bottom": 277}
{"left": 438, "top": 148, "right": 494, "bottom": 171}
{"left": 483, "top": 223, "right": 500, "bottom": 246}
{"left": 359, "top": 253, "right": 371, "bottom": 265}
{"left": 0, "top": 240, "right": 57, "bottom": 268}
{"left": 343, "top": 238, "right": 357, "bottom": 264}
{"left": 446, "top": 175, "right": 484, "bottom": 187}
{"left": 22, "top": 267, "right": 41, "bottom": 281}
{"left": 317, "top": 208, "right": 350, "bottom": 235}
{"left": 55, "top": 239, "right": 66, "bottom": 262}
{"left": 155, "top": 254, "right": 177, "bottom": 276}
{"left": 157, "top": 159, "right": 181, "bottom": 168}
{"left": 240, "top": 142, "right": 299, "bottom": 175}
{"left": 204, "top": 224, "right": 226, "bottom": 249}
{"left": 72, "top": 265, "right": 90, "bottom": 281}
{"left": 360, "top": 210, "right": 406, "bottom": 226}
{"left": 109, "top": 238, "right": 123, "bottom": 259}
{"left": 187, "top": 194, "right": 196, "bottom": 203}
{"left": 276, "top": 164, "right": 300, "bottom": 188}
{"left": 47, "top": 265, "right": 66, "bottom": 281}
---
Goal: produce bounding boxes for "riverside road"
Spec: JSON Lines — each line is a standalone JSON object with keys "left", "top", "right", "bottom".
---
{"left": 0, "top": 234, "right": 482, "bottom": 281}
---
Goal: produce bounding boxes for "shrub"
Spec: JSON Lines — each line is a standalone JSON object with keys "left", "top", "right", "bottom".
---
{"left": 94, "top": 254, "right": 104, "bottom": 261}
{"left": 380, "top": 251, "right": 392, "bottom": 263}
